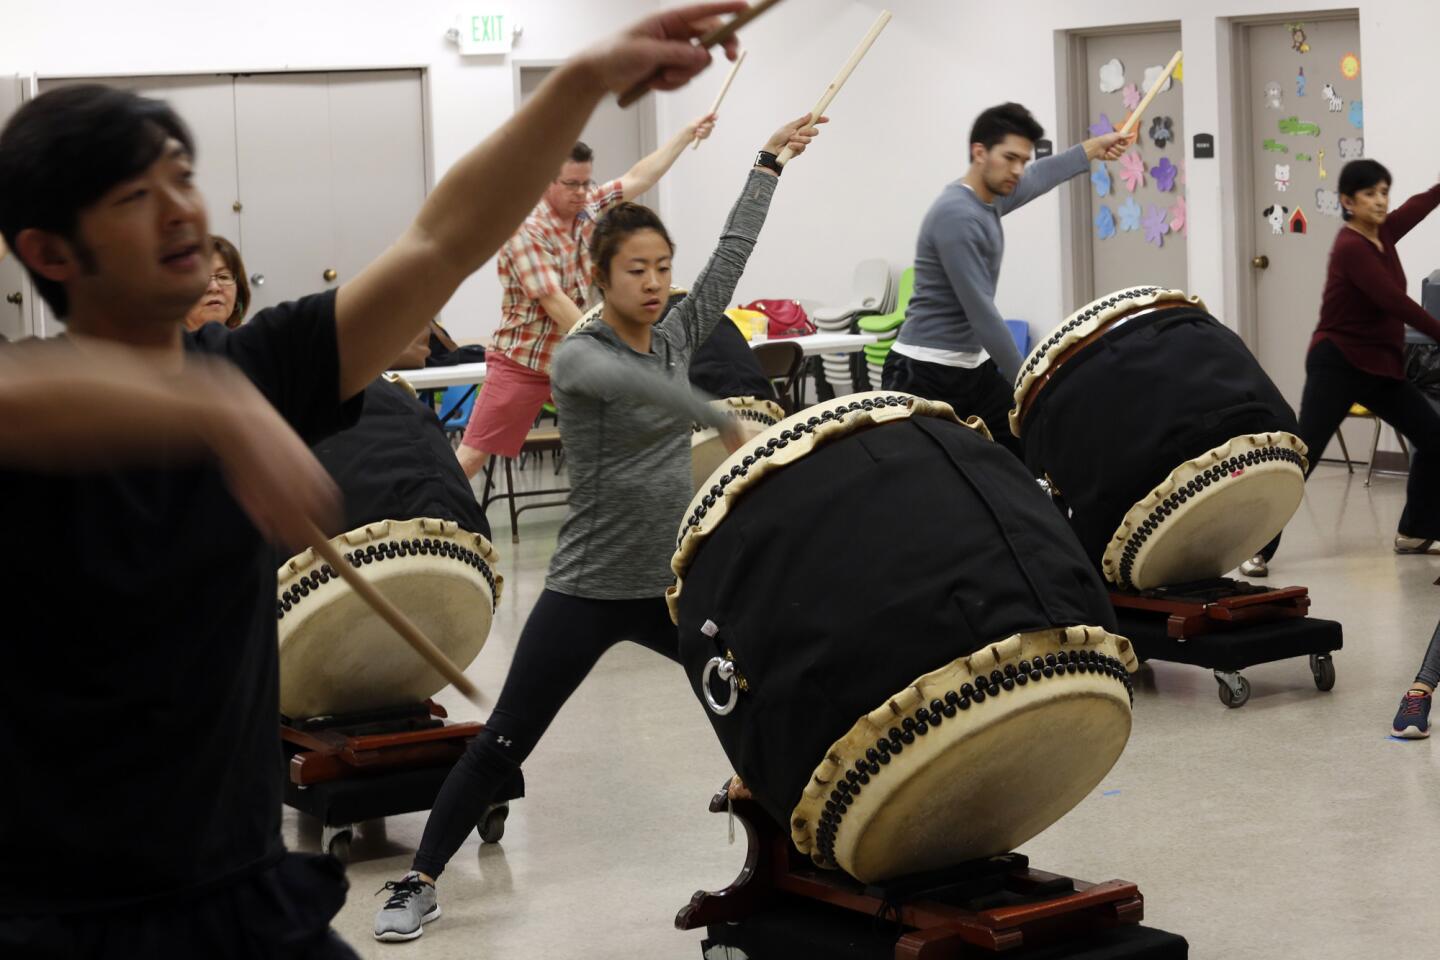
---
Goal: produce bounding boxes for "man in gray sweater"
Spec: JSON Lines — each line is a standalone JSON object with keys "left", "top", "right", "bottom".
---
{"left": 883, "top": 102, "right": 1129, "bottom": 456}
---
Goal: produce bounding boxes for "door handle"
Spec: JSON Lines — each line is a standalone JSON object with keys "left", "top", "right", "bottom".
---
{"left": 323, "top": 268, "right": 337, "bottom": 282}
{"left": 250, "top": 273, "right": 266, "bottom": 287}
{"left": 1251, "top": 255, "right": 1270, "bottom": 270}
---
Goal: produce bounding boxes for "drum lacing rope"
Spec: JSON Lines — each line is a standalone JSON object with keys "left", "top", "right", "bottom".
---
{"left": 1019, "top": 287, "right": 1163, "bottom": 384}
{"left": 678, "top": 395, "right": 909, "bottom": 548}
{"left": 808, "top": 649, "right": 1134, "bottom": 868}
{"left": 1114, "top": 445, "right": 1306, "bottom": 590}
{"left": 276, "top": 537, "right": 499, "bottom": 621}
{"left": 690, "top": 407, "right": 781, "bottom": 434}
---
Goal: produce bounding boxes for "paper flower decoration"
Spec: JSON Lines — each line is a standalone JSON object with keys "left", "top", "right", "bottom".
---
{"left": 1142, "top": 65, "right": 1174, "bottom": 95}
{"left": 1122, "top": 84, "right": 1141, "bottom": 111}
{"left": 1178, "top": 160, "right": 1187, "bottom": 186}
{"left": 1099, "top": 58, "right": 1126, "bottom": 94}
{"left": 1151, "top": 156, "right": 1178, "bottom": 192}
{"left": 1117, "top": 196, "right": 1142, "bottom": 233}
{"left": 1091, "top": 162, "right": 1112, "bottom": 198}
{"left": 1119, "top": 151, "right": 1146, "bottom": 192}
{"left": 1169, "top": 196, "right": 1187, "bottom": 236}
{"left": 1340, "top": 52, "right": 1360, "bottom": 80}
{"left": 1142, "top": 204, "right": 1170, "bottom": 247}
{"left": 1148, "top": 116, "right": 1174, "bottom": 149}
{"left": 1297, "top": 67, "right": 1307, "bottom": 97}
{"left": 1095, "top": 205, "right": 1116, "bottom": 240}
{"left": 1089, "top": 113, "right": 1115, "bottom": 138}
{"left": 1349, "top": 100, "right": 1364, "bottom": 129}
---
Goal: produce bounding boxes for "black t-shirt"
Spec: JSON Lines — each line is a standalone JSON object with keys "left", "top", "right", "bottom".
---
{"left": 311, "top": 377, "right": 490, "bottom": 539}
{"left": 0, "top": 291, "right": 361, "bottom": 915}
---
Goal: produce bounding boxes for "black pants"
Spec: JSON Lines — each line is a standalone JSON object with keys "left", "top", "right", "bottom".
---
{"left": 880, "top": 351, "right": 1023, "bottom": 459}
{"left": 0, "top": 854, "right": 356, "bottom": 960}
{"left": 412, "top": 589, "right": 680, "bottom": 879}
{"left": 1260, "top": 338, "right": 1440, "bottom": 561}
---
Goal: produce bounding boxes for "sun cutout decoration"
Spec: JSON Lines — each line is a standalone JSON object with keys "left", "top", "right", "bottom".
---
{"left": 1340, "top": 53, "right": 1360, "bottom": 80}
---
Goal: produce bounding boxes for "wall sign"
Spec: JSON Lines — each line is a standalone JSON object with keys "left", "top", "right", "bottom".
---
{"left": 453, "top": 10, "right": 518, "bottom": 55}
{"left": 1192, "top": 133, "right": 1215, "bottom": 159}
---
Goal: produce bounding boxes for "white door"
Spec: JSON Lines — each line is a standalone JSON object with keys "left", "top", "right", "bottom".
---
{"left": 233, "top": 73, "right": 337, "bottom": 312}
{"left": 324, "top": 71, "right": 427, "bottom": 289}
{"left": 0, "top": 76, "right": 28, "bottom": 340}
{"left": 1237, "top": 15, "right": 1363, "bottom": 458}
{"left": 1074, "top": 27, "right": 1188, "bottom": 303}
{"left": 234, "top": 70, "right": 426, "bottom": 313}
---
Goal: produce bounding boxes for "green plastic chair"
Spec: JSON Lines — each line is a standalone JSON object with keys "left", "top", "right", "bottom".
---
{"left": 857, "top": 267, "right": 914, "bottom": 337}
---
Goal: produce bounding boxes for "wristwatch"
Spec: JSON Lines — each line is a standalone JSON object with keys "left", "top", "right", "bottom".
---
{"left": 754, "top": 150, "right": 783, "bottom": 177}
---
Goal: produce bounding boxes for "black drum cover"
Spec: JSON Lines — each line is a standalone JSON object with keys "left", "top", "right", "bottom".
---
{"left": 671, "top": 397, "right": 1118, "bottom": 833}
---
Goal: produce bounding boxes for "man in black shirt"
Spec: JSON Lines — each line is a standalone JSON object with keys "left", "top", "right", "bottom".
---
{"left": 0, "top": 5, "right": 746, "bottom": 956}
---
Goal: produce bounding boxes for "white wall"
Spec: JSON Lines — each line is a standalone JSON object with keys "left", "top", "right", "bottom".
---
{"left": 655, "top": 0, "right": 1440, "bottom": 337}
{"left": 0, "top": 0, "right": 660, "bottom": 341}
{"left": 6, "top": 1, "right": 1439, "bottom": 341}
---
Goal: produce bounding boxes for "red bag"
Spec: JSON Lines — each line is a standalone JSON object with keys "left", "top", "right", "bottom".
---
{"left": 741, "top": 299, "right": 816, "bottom": 339}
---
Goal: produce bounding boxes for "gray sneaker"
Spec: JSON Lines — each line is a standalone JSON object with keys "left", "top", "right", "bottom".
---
{"left": 374, "top": 872, "right": 440, "bottom": 942}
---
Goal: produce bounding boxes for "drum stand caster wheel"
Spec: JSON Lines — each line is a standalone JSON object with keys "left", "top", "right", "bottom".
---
{"left": 322, "top": 824, "right": 355, "bottom": 863}
{"left": 477, "top": 803, "right": 509, "bottom": 844}
{"left": 1215, "top": 670, "right": 1251, "bottom": 708}
{"left": 1310, "top": 654, "right": 1337, "bottom": 692}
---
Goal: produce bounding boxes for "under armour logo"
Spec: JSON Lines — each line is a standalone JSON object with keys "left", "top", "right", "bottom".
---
{"left": 496, "top": 736, "right": 513, "bottom": 748}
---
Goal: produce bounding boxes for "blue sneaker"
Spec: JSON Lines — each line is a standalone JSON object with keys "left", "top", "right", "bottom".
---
{"left": 1391, "top": 691, "right": 1432, "bottom": 739}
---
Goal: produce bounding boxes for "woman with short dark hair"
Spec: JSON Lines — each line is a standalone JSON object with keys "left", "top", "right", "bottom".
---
{"left": 1242, "top": 160, "right": 1440, "bottom": 571}
{"left": 183, "top": 235, "right": 250, "bottom": 331}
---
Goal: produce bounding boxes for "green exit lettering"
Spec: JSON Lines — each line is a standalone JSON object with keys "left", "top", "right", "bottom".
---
{"left": 471, "top": 14, "right": 506, "bottom": 43}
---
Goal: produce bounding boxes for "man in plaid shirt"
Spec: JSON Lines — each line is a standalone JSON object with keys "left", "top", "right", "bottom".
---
{"left": 458, "top": 123, "right": 716, "bottom": 477}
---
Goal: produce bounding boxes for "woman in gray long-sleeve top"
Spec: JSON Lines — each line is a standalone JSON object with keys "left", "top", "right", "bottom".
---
{"left": 373, "top": 113, "right": 825, "bottom": 942}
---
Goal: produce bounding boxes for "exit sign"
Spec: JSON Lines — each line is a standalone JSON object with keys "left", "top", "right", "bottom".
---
{"left": 456, "top": 11, "right": 515, "bottom": 55}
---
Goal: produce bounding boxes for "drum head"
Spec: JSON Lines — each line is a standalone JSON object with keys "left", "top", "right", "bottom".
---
{"left": 793, "top": 628, "right": 1137, "bottom": 882}
{"left": 1010, "top": 286, "right": 1199, "bottom": 436}
{"left": 276, "top": 518, "right": 502, "bottom": 718}
{"left": 1102, "top": 433, "right": 1307, "bottom": 589}
{"left": 690, "top": 396, "right": 787, "bottom": 492}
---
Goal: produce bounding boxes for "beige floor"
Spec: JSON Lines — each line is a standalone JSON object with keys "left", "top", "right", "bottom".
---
{"left": 289, "top": 460, "right": 1440, "bottom": 958}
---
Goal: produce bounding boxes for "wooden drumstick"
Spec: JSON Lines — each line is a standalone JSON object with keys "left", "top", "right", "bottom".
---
{"left": 300, "top": 519, "right": 483, "bottom": 706}
{"left": 691, "top": 49, "right": 748, "bottom": 150}
{"left": 1118, "top": 51, "right": 1182, "bottom": 139}
{"left": 618, "top": 0, "right": 786, "bottom": 108}
{"left": 775, "top": 10, "right": 892, "bottom": 165}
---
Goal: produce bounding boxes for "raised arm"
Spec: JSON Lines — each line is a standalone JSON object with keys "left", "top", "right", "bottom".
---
{"left": 0, "top": 342, "right": 340, "bottom": 546}
{"left": 998, "top": 134, "right": 1128, "bottom": 214}
{"left": 332, "top": 2, "right": 747, "bottom": 399}
{"left": 666, "top": 113, "right": 825, "bottom": 351}
{"left": 934, "top": 219, "right": 1025, "bottom": 381}
{"left": 620, "top": 113, "right": 717, "bottom": 200}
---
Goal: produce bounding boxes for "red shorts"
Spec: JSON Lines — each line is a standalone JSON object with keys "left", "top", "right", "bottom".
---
{"left": 460, "top": 352, "right": 553, "bottom": 458}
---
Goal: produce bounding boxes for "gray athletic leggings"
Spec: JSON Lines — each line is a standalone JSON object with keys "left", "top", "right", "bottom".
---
{"left": 1416, "top": 617, "right": 1440, "bottom": 689}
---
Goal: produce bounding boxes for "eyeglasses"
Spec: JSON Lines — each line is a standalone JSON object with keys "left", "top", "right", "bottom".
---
{"left": 556, "top": 178, "right": 595, "bottom": 192}
{"left": 209, "top": 272, "right": 236, "bottom": 287}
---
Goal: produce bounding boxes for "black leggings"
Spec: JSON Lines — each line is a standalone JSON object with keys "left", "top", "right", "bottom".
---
{"left": 1260, "top": 339, "right": 1440, "bottom": 561}
{"left": 411, "top": 589, "right": 680, "bottom": 879}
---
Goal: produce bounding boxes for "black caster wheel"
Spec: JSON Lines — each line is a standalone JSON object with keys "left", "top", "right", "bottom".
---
{"left": 1217, "top": 674, "right": 1251, "bottom": 708}
{"left": 477, "top": 803, "right": 509, "bottom": 844}
{"left": 325, "top": 829, "right": 353, "bottom": 863}
{"left": 1310, "top": 654, "right": 1336, "bottom": 692}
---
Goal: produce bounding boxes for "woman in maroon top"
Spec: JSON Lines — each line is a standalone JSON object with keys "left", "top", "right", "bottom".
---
{"left": 1244, "top": 160, "right": 1440, "bottom": 576}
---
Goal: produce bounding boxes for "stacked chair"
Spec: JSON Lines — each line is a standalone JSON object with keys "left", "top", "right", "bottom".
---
{"left": 857, "top": 267, "right": 913, "bottom": 389}
{"left": 810, "top": 259, "right": 893, "bottom": 396}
